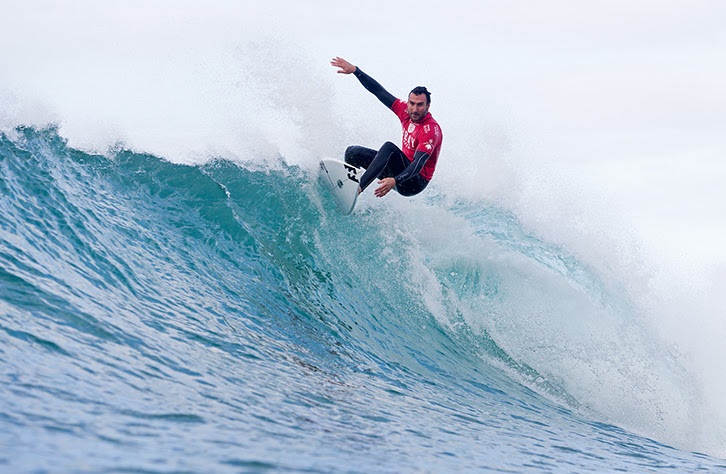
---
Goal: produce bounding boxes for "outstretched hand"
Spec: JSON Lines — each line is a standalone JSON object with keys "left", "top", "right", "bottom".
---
{"left": 331, "top": 57, "right": 356, "bottom": 74}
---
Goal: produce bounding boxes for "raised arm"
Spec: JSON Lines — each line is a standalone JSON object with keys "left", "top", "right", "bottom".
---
{"left": 331, "top": 57, "right": 396, "bottom": 109}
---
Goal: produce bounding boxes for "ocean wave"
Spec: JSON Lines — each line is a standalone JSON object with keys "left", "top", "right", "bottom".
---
{"left": 2, "top": 127, "right": 724, "bottom": 471}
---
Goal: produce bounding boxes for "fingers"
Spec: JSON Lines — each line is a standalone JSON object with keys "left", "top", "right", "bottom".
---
{"left": 373, "top": 179, "right": 393, "bottom": 197}
{"left": 330, "top": 56, "right": 354, "bottom": 74}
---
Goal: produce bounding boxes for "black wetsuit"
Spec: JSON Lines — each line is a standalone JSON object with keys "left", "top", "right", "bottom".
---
{"left": 344, "top": 68, "right": 438, "bottom": 196}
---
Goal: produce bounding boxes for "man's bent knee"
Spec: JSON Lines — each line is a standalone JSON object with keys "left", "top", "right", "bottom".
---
{"left": 379, "top": 141, "right": 397, "bottom": 153}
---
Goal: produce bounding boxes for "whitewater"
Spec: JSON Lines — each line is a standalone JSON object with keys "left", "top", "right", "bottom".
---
{"left": 2, "top": 1, "right": 725, "bottom": 473}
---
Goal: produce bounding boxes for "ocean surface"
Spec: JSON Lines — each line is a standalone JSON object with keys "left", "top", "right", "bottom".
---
{"left": 1, "top": 126, "right": 724, "bottom": 473}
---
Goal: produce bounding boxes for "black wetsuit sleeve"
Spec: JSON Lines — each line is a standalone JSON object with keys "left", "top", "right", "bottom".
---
{"left": 354, "top": 67, "right": 397, "bottom": 109}
{"left": 395, "top": 150, "right": 431, "bottom": 183}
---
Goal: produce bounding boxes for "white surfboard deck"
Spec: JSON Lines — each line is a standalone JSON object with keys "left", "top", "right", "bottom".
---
{"left": 319, "top": 158, "right": 364, "bottom": 215}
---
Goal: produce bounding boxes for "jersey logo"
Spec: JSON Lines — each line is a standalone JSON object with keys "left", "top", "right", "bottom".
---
{"left": 407, "top": 123, "right": 415, "bottom": 133}
{"left": 424, "top": 125, "right": 430, "bottom": 133}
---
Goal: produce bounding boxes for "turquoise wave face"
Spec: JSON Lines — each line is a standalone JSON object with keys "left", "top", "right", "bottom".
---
{"left": 1, "top": 127, "right": 722, "bottom": 472}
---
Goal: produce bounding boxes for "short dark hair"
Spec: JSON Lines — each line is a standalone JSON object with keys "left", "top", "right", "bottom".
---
{"left": 410, "top": 86, "right": 431, "bottom": 104}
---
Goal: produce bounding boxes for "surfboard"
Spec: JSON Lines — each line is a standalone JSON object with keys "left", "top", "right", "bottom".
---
{"left": 319, "top": 158, "right": 363, "bottom": 215}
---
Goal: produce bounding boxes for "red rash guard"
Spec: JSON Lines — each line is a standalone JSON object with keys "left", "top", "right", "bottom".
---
{"left": 391, "top": 99, "right": 442, "bottom": 181}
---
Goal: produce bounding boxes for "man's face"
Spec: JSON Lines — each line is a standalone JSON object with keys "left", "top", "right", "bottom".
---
{"left": 407, "top": 93, "right": 430, "bottom": 122}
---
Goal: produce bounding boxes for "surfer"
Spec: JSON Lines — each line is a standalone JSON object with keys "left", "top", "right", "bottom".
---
{"left": 331, "top": 57, "right": 443, "bottom": 198}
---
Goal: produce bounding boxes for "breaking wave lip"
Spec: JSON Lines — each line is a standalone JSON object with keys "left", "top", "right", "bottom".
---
{"left": 1, "top": 125, "right": 725, "bottom": 469}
